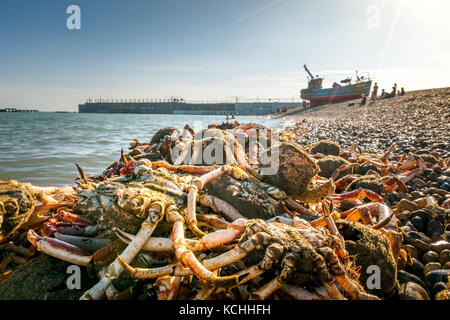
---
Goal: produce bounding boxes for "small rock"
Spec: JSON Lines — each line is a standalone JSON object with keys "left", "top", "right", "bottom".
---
{"left": 396, "top": 199, "right": 419, "bottom": 212}
{"left": 410, "top": 191, "right": 424, "bottom": 199}
{"left": 412, "top": 178, "right": 426, "bottom": 187}
{"left": 398, "top": 282, "right": 430, "bottom": 300}
{"left": 426, "top": 171, "right": 439, "bottom": 182}
{"left": 426, "top": 219, "right": 444, "bottom": 238}
{"left": 433, "top": 282, "right": 447, "bottom": 297}
{"left": 443, "top": 262, "right": 450, "bottom": 269}
{"left": 413, "top": 239, "right": 431, "bottom": 252}
{"left": 411, "top": 216, "right": 425, "bottom": 232}
{"left": 422, "top": 251, "right": 440, "bottom": 264}
{"left": 408, "top": 231, "right": 432, "bottom": 244}
{"left": 430, "top": 182, "right": 440, "bottom": 188}
{"left": 425, "top": 269, "right": 450, "bottom": 288}
{"left": 403, "top": 244, "right": 420, "bottom": 259}
{"left": 396, "top": 210, "right": 411, "bottom": 220}
{"left": 406, "top": 258, "right": 424, "bottom": 277}
{"left": 423, "top": 262, "right": 441, "bottom": 275}
{"left": 440, "top": 249, "right": 450, "bottom": 265}
{"left": 397, "top": 270, "right": 428, "bottom": 289}
{"left": 411, "top": 209, "right": 427, "bottom": 219}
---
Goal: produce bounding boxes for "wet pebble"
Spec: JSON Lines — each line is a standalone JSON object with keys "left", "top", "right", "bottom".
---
{"left": 396, "top": 210, "right": 411, "bottom": 221}
{"left": 406, "top": 258, "right": 424, "bottom": 277}
{"left": 425, "top": 269, "right": 450, "bottom": 288}
{"left": 440, "top": 182, "right": 450, "bottom": 191}
{"left": 403, "top": 244, "right": 421, "bottom": 260}
{"left": 423, "top": 262, "right": 441, "bottom": 275}
{"left": 430, "top": 240, "right": 450, "bottom": 253}
{"left": 440, "top": 249, "right": 450, "bottom": 265}
{"left": 398, "top": 282, "right": 430, "bottom": 300}
{"left": 410, "top": 191, "right": 424, "bottom": 199}
{"left": 433, "top": 282, "right": 447, "bottom": 297}
{"left": 397, "top": 270, "right": 428, "bottom": 289}
{"left": 396, "top": 199, "right": 419, "bottom": 213}
{"left": 422, "top": 251, "right": 440, "bottom": 264}
{"left": 413, "top": 239, "right": 431, "bottom": 252}
{"left": 412, "top": 178, "right": 426, "bottom": 187}
{"left": 411, "top": 216, "right": 425, "bottom": 232}
{"left": 408, "top": 231, "right": 432, "bottom": 244}
{"left": 426, "top": 219, "right": 444, "bottom": 238}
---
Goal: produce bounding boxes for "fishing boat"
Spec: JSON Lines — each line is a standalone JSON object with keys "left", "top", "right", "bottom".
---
{"left": 300, "top": 65, "right": 372, "bottom": 106}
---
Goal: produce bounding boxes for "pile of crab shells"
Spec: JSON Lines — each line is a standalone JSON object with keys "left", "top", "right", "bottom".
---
{"left": 0, "top": 120, "right": 448, "bottom": 301}
{"left": 283, "top": 136, "right": 449, "bottom": 300}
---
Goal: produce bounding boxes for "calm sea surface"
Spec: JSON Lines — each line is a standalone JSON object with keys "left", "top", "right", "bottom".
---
{"left": 0, "top": 113, "right": 291, "bottom": 186}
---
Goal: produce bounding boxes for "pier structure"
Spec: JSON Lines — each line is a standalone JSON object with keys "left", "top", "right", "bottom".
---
{"left": 0, "top": 108, "right": 39, "bottom": 112}
{"left": 78, "top": 98, "right": 302, "bottom": 115}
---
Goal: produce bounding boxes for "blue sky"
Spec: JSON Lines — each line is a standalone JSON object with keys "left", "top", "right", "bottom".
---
{"left": 0, "top": 0, "right": 449, "bottom": 111}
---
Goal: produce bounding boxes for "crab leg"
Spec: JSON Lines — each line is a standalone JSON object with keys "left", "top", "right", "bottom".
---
{"left": 117, "top": 220, "right": 243, "bottom": 253}
{"left": 232, "top": 243, "right": 284, "bottom": 289}
{"left": 155, "top": 275, "right": 181, "bottom": 300}
{"left": 195, "top": 283, "right": 216, "bottom": 300}
{"left": 199, "top": 194, "right": 245, "bottom": 221}
{"left": 56, "top": 210, "right": 93, "bottom": 226}
{"left": 318, "top": 247, "right": 379, "bottom": 300}
{"left": 119, "top": 219, "right": 250, "bottom": 281}
{"left": 187, "top": 166, "right": 239, "bottom": 236}
{"left": 168, "top": 205, "right": 240, "bottom": 287}
{"left": 75, "top": 163, "right": 92, "bottom": 189}
{"left": 380, "top": 144, "right": 397, "bottom": 163}
{"left": 249, "top": 253, "right": 296, "bottom": 300}
{"left": 330, "top": 163, "right": 360, "bottom": 181}
{"left": 27, "top": 230, "right": 92, "bottom": 266}
{"left": 150, "top": 161, "right": 216, "bottom": 174}
{"left": 53, "top": 233, "right": 112, "bottom": 253}
{"left": 284, "top": 197, "right": 318, "bottom": 217}
{"left": 196, "top": 213, "right": 230, "bottom": 229}
{"left": 80, "top": 201, "right": 164, "bottom": 300}
{"left": 114, "top": 228, "right": 200, "bottom": 252}
{"left": 331, "top": 188, "right": 384, "bottom": 204}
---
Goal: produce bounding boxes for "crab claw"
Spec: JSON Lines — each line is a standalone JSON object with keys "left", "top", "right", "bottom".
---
{"left": 27, "top": 229, "right": 92, "bottom": 266}
{"left": 75, "top": 163, "right": 91, "bottom": 188}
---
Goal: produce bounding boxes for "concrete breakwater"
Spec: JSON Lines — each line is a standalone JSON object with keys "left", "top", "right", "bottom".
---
{"left": 78, "top": 100, "right": 302, "bottom": 115}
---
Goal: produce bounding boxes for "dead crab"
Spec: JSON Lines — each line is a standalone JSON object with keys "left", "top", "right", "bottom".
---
{"left": 27, "top": 162, "right": 285, "bottom": 299}
{"left": 118, "top": 218, "right": 379, "bottom": 300}
{"left": 0, "top": 181, "right": 36, "bottom": 243}
{"left": 1, "top": 180, "right": 77, "bottom": 243}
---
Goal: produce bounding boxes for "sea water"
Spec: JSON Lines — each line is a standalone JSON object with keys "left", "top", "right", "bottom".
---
{"left": 0, "top": 113, "right": 291, "bottom": 186}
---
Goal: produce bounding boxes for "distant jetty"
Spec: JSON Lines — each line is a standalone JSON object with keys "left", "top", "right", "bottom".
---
{"left": 78, "top": 98, "right": 302, "bottom": 115}
{"left": 0, "top": 108, "right": 39, "bottom": 112}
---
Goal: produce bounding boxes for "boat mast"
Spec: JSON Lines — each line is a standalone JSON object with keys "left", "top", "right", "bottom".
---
{"left": 303, "top": 64, "right": 314, "bottom": 80}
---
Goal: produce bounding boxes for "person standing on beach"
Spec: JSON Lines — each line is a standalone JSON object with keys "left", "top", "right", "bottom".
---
{"left": 372, "top": 82, "right": 378, "bottom": 100}
{"left": 393, "top": 83, "right": 397, "bottom": 96}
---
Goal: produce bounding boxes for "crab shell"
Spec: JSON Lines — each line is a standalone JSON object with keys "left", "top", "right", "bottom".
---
{"left": 0, "top": 180, "right": 36, "bottom": 242}
{"left": 262, "top": 143, "right": 325, "bottom": 198}
{"left": 336, "top": 220, "right": 397, "bottom": 297}
{"left": 205, "top": 174, "right": 284, "bottom": 220}
{"left": 73, "top": 168, "right": 187, "bottom": 233}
